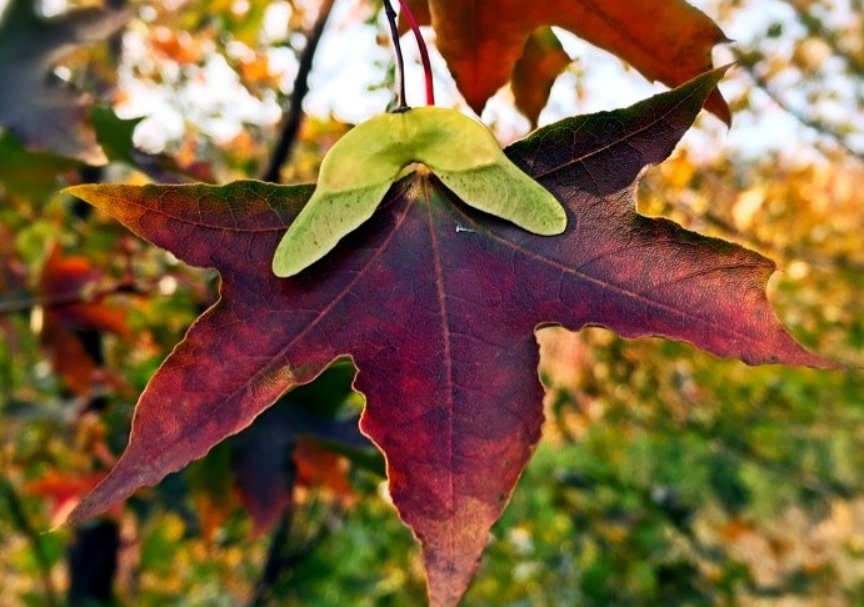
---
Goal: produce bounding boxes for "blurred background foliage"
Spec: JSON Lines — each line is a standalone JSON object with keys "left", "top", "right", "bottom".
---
{"left": 1, "top": 0, "right": 863, "bottom": 605}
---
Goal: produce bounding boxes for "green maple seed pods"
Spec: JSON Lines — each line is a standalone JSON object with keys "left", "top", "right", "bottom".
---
{"left": 272, "top": 106, "right": 566, "bottom": 278}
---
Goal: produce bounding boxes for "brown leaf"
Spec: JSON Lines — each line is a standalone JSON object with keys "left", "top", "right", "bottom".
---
{"left": 294, "top": 438, "right": 354, "bottom": 505}
{"left": 148, "top": 26, "right": 203, "bottom": 64}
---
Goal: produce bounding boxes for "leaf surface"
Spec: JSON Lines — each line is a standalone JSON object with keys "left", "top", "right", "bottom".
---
{"left": 408, "top": 0, "right": 730, "bottom": 124}
{"left": 64, "top": 69, "right": 831, "bottom": 607}
{"left": 0, "top": 0, "right": 129, "bottom": 163}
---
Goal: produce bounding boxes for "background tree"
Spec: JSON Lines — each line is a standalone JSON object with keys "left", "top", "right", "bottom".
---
{"left": 0, "top": 0, "right": 862, "bottom": 606}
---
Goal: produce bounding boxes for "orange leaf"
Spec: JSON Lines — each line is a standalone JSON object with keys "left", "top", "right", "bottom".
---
{"left": 240, "top": 55, "right": 283, "bottom": 87}
{"left": 37, "top": 246, "right": 131, "bottom": 394}
{"left": 39, "top": 246, "right": 130, "bottom": 337}
{"left": 149, "top": 27, "right": 203, "bottom": 64}
{"left": 410, "top": 0, "right": 730, "bottom": 124}
{"left": 294, "top": 438, "right": 354, "bottom": 505}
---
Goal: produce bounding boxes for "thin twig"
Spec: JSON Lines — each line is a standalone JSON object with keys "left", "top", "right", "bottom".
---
{"left": 558, "top": 467, "right": 810, "bottom": 597}
{"left": 0, "top": 280, "right": 143, "bottom": 315}
{"left": 0, "top": 475, "right": 60, "bottom": 607}
{"left": 618, "top": 408, "right": 864, "bottom": 499}
{"left": 261, "top": 0, "right": 337, "bottom": 183}
{"left": 733, "top": 51, "right": 864, "bottom": 161}
{"left": 247, "top": 492, "right": 343, "bottom": 607}
{"left": 699, "top": 211, "right": 864, "bottom": 273}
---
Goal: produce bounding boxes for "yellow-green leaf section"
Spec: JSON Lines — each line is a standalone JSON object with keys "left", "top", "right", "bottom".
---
{"left": 272, "top": 106, "right": 566, "bottom": 278}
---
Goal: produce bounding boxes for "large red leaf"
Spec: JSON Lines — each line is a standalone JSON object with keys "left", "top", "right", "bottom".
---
{"left": 64, "top": 69, "right": 831, "bottom": 607}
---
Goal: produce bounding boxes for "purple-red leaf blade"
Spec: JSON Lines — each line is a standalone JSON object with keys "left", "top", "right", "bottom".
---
{"left": 64, "top": 68, "right": 833, "bottom": 607}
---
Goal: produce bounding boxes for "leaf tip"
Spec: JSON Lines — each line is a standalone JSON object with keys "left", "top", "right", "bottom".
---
{"left": 272, "top": 230, "right": 314, "bottom": 278}
{"left": 519, "top": 183, "right": 568, "bottom": 236}
{"left": 687, "top": 64, "right": 735, "bottom": 127}
{"left": 796, "top": 352, "right": 849, "bottom": 371}
{"left": 61, "top": 184, "right": 98, "bottom": 204}
{"left": 61, "top": 492, "right": 102, "bottom": 528}
{"left": 543, "top": 207, "right": 568, "bottom": 236}
{"left": 45, "top": 521, "right": 66, "bottom": 534}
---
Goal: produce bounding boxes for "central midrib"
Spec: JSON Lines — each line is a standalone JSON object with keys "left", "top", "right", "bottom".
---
{"left": 422, "top": 177, "right": 457, "bottom": 581}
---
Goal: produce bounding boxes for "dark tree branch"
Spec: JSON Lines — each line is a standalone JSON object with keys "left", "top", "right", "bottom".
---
{"left": 247, "top": 487, "right": 344, "bottom": 607}
{"left": 261, "top": 0, "right": 337, "bottom": 183}
{"left": 67, "top": 521, "right": 120, "bottom": 607}
{"left": 382, "top": 0, "right": 409, "bottom": 110}
{"left": 248, "top": 511, "right": 294, "bottom": 607}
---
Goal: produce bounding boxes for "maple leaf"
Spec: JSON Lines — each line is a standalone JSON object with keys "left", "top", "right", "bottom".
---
{"left": 0, "top": 0, "right": 129, "bottom": 163}
{"left": 63, "top": 68, "right": 832, "bottom": 607}
{"left": 404, "top": 0, "right": 730, "bottom": 124}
